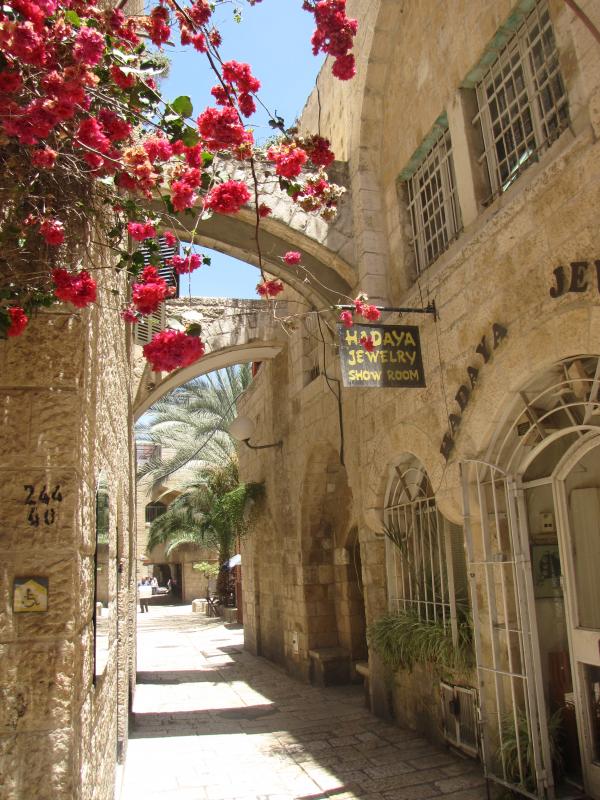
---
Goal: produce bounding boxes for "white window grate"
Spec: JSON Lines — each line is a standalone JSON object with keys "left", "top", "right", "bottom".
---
{"left": 474, "top": 0, "right": 568, "bottom": 197}
{"left": 384, "top": 457, "right": 452, "bottom": 628}
{"left": 406, "top": 127, "right": 462, "bottom": 274}
{"left": 440, "top": 682, "right": 479, "bottom": 758}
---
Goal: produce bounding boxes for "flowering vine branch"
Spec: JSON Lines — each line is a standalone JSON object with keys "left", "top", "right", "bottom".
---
{"left": 0, "top": 0, "right": 368, "bottom": 370}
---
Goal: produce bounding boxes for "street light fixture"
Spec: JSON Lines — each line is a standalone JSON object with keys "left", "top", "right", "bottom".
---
{"left": 228, "top": 415, "right": 283, "bottom": 450}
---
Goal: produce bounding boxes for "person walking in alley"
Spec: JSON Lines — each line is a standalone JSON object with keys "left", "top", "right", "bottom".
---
{"left": 139, "top": 581, "right": 152, "bottom": 613}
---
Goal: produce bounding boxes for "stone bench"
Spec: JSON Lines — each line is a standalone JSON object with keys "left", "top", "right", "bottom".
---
{"left": 308, "top": 647, "right": 350, "bottom": 687}
{"left": 192, "top": 599, "right": 208, "bottom": 613}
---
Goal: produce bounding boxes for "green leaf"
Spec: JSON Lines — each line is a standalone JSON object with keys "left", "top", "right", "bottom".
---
{"left": 181, "top": 127, "right": 200, "bottom": 147}
{"left": 203, "top": 256, "right": 211, "bottom": 266}
{"left": 170, "top": 95, "right": 193, "bottom": 119}
{"left": 202, "top": 151, "right": 214, "bottom": 167}
{"left": 161, "top": 195, "right": 175, "bottom": 215}
{"left": 64, "top": 9, "right": 81, "bottom": 27}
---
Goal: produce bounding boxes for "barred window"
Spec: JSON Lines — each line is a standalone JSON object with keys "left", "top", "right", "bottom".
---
{"left": 384, "top": 456, "right": 468, "bottom": 641}
{"left": 145, "top": 501, "right": 166, "bottom": 524}
{"left": 474, "top": 0, "right": 569, "bottom": 198}
{"left": 406, "top": 127, "right": 462, "bottom": 274}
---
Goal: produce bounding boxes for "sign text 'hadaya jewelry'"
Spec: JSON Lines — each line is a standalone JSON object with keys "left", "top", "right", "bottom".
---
{"left": 337, "top": 324, "right": 426, "bottom": 388}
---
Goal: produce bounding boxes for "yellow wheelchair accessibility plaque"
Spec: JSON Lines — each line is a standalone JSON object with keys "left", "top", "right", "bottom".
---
{"left": 13, "top": 577, "right": 49, "bottom": 613}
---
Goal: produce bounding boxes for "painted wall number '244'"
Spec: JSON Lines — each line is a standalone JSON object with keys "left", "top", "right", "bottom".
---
{"left": 24, "top": 484, "right": 63, "bottom": 527}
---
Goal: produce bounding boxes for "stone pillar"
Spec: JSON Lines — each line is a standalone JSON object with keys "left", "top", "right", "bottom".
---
{"left": 0, "top": 277, "right": 135, "bottom": 799}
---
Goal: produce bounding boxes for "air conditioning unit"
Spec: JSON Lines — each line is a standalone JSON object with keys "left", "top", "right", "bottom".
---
{"left": 440, "top": 682, "right": 479, "bottom": 758}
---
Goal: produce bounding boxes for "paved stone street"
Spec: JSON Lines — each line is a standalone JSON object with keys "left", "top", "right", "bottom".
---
{"left": 119, "top": 607, "right": 486, "bottom": 800}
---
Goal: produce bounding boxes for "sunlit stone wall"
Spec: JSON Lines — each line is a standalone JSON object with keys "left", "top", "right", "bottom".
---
{"left": 0, "top": 243, "right": 136, "bottom": 800}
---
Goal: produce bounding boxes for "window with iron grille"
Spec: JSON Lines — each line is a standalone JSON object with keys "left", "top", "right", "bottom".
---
{"left": 145, "top": 501, "right": 166, "bottom": 524}
{"left": 384, "top": 456, "right": 468, "bottom": 643}
{"left": 406, "top": 127, "right": 462, "bottom": 274}
{"left": 474, "top": 0, "right": 568, "bottom": 198}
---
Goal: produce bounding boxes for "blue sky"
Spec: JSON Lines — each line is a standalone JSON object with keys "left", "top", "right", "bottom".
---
{"left": 162, "top": 2, "right": 324, "bottom": 299}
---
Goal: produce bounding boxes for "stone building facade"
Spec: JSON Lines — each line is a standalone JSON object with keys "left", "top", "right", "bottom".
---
{"left": 3, "top": 1, "right": 600, "bottom": 798}
{"left": 236, "top": 2, "right": 600, "bottom": 798}
{"left": 0, "top": 246, "right": 137, "bottom": 799}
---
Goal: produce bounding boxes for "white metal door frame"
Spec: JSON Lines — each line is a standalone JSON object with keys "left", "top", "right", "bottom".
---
{"left": 461, "top": 459, "right": 555, "bottom": 799}
{"left": 551, "top": 430, "right": 600, "bottom": 797}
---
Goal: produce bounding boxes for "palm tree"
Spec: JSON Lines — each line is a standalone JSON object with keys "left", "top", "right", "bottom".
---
{"left": 137, "top": 365, "right": 262, "bottom": 595}
{"left": 147, "top": 458, "right": 262, "bottom": 562}
{"left": 136, "top": 363, "right": 252, "bottom": 483}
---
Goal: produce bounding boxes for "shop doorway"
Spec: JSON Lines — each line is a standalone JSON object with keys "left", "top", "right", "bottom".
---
{"left": 462, "top": 355, "right": 600, "bottom": 799}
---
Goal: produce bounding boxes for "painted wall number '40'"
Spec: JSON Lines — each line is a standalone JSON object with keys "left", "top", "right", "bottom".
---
{"left": 24, "top": 484, "right": 63, "bottom": 527}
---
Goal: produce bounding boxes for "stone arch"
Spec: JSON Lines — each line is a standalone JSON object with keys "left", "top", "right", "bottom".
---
{"left": 133, "top": 298, "right": 290, "bottom": 418}
{"left": 149, "top": 156, "right": 356, "bottom": 310}
{"left": 456, "top": 304, "right": 600, "bottom": 465}
{"left": 363, "top": 420, "right": 447, "bottom": 533}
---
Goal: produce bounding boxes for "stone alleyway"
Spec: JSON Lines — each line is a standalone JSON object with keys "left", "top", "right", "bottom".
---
{"left": 119, "top": 607, "right": 486, "bottom": 800}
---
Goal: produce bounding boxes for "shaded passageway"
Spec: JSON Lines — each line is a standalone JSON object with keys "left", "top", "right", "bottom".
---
{"left": 119, "top": 607, "right": 485, "bottom": 800}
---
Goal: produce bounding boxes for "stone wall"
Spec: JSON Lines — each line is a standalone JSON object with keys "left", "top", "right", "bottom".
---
{"left": 0, "top": 244, "right": 136, "bottom": 799}
{"left": 238, "top": 0, "right": 600, "bottom": 756}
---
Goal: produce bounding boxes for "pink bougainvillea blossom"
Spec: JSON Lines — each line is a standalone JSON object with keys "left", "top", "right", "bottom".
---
{"left": 6, "top": 307, "right": 28, "bottom": 337}
{"left": 306, "top": 0, "right": 358, "bottom": 81}
{"left": 32, "top": 147, "right": 57, "bottom": 169}
{"left": 168, "top": 253, "right": 202, "bottom": 275}
{"left": 121, "top": 306, "right": 140, "bottom": 324}
{"left": 52, "top": 268, "right": 97, "bottom": 308}
{"left": 362, "top": 304, "right": 381, "bottom": 322}
{"left": 197, "top": 106, "right": 248, "bottom": 151}
{"left": 39, "top": 218, "right": 65, "bottom": 246}
{"left": 143, "top": 329, "right": 205, "bottom": 372}
{"left": 127, "top": 221, "right": 157, "bottom": 241}
{"left": 163, "top": 230, "right": 177, "bottom": 248}
{"left": 204, "top": 181, "right": 251, "bottom": 215}
{"left": 361, "top": 333, "right": 375, "bottom": 352}
{"left": 73, "top": 27, "right": 105, "bottom": 67}
{"left": 132, "top": 266, "right": 174, "bottom": 316}
{"left": 0, "top": 0, "right": 358, "bottom": 372}
{"left": 256, "top": 279, "right": 284, "bottom": 299}
{"left": 339, "top": 310, "right": 353, "bottom": 328}
{"left": 267, "top": 143, "right": 308, "bottom": 179}
{"left": 283, "top": 251, "right": 302, "bottom": 266}
{"left": 304, "top": 135, "right": 335, "bottom": 168}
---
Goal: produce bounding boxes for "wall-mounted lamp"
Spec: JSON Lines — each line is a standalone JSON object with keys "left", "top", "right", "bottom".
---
{"left": 228, "top": 415, "right": 283, "bottom": 450}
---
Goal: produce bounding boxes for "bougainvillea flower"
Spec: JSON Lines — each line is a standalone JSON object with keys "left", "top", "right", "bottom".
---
{"left": 339, "top": 310, "right": 353, "bottom": 328}
{"left": 6, "top": 307, "right": 28, "bottom": 337}
{"left": 283, "top": 251, "right": 302, "bottom": 266}
{"left": 143, "top": 329, "right": 205, "bottom": 372}
{"left": 52, "top": 268, "right": 97, "bottom": 308}
{"left": 204, "top": 181, "right": 251, "bottom": 215}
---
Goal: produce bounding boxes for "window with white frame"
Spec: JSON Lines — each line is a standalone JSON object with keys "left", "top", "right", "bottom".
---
{"left": 384, "top": 456, "right": 468, "bottom": 641}
{"left": 405, "top": 126, "right": 462, "bottom": 274}
{"left": 474, "top": 0, "right": 568, "bottom": 198}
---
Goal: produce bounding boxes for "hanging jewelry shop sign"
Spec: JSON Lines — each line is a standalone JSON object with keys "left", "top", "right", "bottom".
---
{"left": 337, "top": 324, "right": 426, "bottom": 388}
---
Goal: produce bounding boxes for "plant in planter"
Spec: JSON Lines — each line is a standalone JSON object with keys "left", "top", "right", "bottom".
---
{"left": 497, "top": 708, "right": 564, "bottom": 792}
{"left": 368, "top": 605, "right": 474, "bottom": 673}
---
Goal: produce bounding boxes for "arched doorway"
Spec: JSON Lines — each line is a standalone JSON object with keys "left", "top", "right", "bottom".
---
{"left": 462, "top": 355, "right": 600, "bottom": 799}
{"left": 300, "top": 448, "right": 367, "bottom": 685}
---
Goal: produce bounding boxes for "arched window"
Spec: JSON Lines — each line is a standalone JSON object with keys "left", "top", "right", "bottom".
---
{"left": 384, "top": 455, "right": 467, "bottom": 638}
{"left": 145, "top": 501, "right": 166, "bottom": 524}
